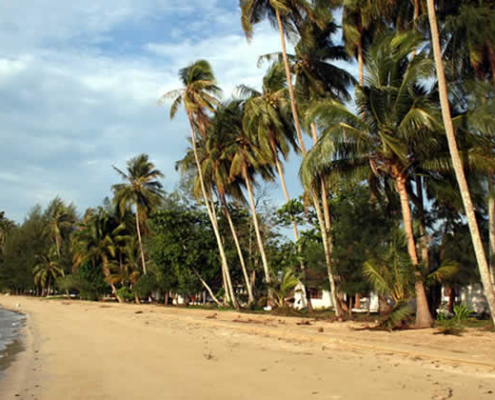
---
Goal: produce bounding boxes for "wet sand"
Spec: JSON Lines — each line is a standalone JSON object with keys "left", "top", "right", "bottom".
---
{"left": 0, "top": 295, "right": 494, "bottom": 400}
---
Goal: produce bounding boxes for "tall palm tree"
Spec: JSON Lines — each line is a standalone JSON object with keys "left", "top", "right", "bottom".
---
{"left": 239, "top": 64, "right": 300, "bottom": 250}
{"left": 72, "top": 207, "right": 124, "bottom": 302}
{"left": 33, "top": 249, "right": 63, "bottom": 296}
{"left": 302, "top": 33, "right": 444, "bottom": 327}
{"left": 44, "top": 197, "right": 77, "bottom": 266}
{"left": 240, "top": 0, "right": 345, "bottom": 316}
{"left": 341, "top": 0, "right": 386, "bottom": 86}
{"left": 426, "top": 0, "right": 495, "bottom": 325}
{"left": 159, "top": 60, "right": 239, "bottom": 309}
{"left": 204, "top": 103, "right": 258, "bottom": 304}
{"left": 176, "top": 137, "right": 240, "bottom": 306}
{"left": 112, "top": 154, "right": 165, "bottom": 275}
{"left": 219, "top": 100, "right": 276, "bottom": 294}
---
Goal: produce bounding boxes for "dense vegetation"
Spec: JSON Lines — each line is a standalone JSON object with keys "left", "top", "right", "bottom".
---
{"left": 1, "top": 0, "right": 495, "bottom": 330}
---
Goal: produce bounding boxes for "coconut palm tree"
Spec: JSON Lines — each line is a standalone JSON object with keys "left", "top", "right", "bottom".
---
{"left": 426, "top": 0, "right": 495, "bottom": 325}
{"left": 44, "top": 197, "right": 77, "bottom": 263}
{"left": 340, "top": 0, "right": 386, "bottom": 86}
{"left": 33, "top": 249, "right": 63, "bottom": 296}
{"left": 240, "top": 0, "right": 320, "bottom": 155}
{"left": 112, "top": 154, "right": 165, "bottom": 275}
{"left": 270, "top": 267, "right": 301, "bottom": 307}
{"left": 240, "top": 1, "right": 346, "bottom": 316}
{"left": 176, "top": 137, "right": 240, "bottom": 306}
{"left": 72, "top": 207, "right": 124, "bottom": 302}
{"left": 159, "top": 60, "right": 239, "bottom": 309}
{"left": 204, "top": 103, "right": 259, "bottom": 304}
{"left": 302, "top": 32, "right": 445, "bottom": 327}
{"left": 239, "top": 64, "right": 300, "bottom": 247}
{"left": 218, "top": 100, "right": 276, "bottom": 295}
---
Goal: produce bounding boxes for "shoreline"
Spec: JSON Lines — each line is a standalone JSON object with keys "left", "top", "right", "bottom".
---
{"left": 0, "top": 303, "right": 42, "bottom": 400}
{"left": 0, "top": 307, "right": 27, "bottom": 376}
{"left": 0, "top": 295, "right": 494, "bottom": 399}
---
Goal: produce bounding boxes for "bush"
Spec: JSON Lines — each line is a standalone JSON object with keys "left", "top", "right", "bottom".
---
{"left": 135, "top": 273, "right": 158, "bottom": 299}
{"left": 436, "top": 304, "right": 472, "bottom": 335}
{"left": 57, "top": 265, "right": 108, "bottom": 301}
{"left": 116, "top": 287, "right": 134, "bottom": 302}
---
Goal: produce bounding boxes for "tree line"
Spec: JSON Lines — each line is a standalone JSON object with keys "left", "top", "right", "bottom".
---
{"left": 1, "top": 0, "right": 495, "bottom": 329}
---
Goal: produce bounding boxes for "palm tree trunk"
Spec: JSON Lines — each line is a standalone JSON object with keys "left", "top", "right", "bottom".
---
{"left": 357, "top": 39, "right": 364, "bottom": 86}
{"left": 489, "top": 176, "right": 495, "bottom": 285}
{"left": 276, "top": 8, "right": 340, "bottom": 315}
{"left": 269, "top": 138, "right": 311, "bottom": 309}
{"left": 135, "top": 206, "right": 147, "bottom": 275}
{"left": 395, "top": 173, "right": 433, "bottom": 328}
{"left": 312, "top": 186, "right": 342, "bottom": 318}
{"left": 243, "top": 167, "right": 271, "bottom": 290}
{"left": 427, "top": 0, "right": 495, "bottom": 326}
{"left": 208, "top": 193, "right": 237, "bottom": 307}
{"left": 416, "top": 176, "right": 430, "bottom": 270}
{"left": 192, "top": 267, "right": 222, "bottom": 307}
{"left": 276, "top": 7, "right": 307, "bottom": 155}
{"left": 221, "top": 196, "right": 254, "bottom": 304}
{"left": 187, "top": 112, "right": 238, "bottom": 309}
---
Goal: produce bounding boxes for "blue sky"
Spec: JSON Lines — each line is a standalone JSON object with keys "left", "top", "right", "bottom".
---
{"left": 0, "top": 1, "right": 355, "bottom": 223}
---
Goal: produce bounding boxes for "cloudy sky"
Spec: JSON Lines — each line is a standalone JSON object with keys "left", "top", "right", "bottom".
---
{"left": 0, "top": 1, "right": 354, "bottom": 222}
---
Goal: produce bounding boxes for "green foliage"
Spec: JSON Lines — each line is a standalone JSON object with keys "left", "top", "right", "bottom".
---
{"left": 436, "top": 304, "right": 473, "bottom": 335}
{"left": 0, "top": 206, "right": 49, "bottom": 293}
{"left": 379, "top": 300, "right": 414, "bottom": 331}
{"left": 57, "top": 263, "right": 108, "bottom": 301}
{"left": 270, "top": 267, "right": 301, "bottom": 307}
{"left": 116, "top": 287, "right": 135, "bottom": 303}
{"left": 149, "top": 208, "right": 220, "bottom": 297}
{"left": 135, "top": 272, "right": 159, "bottom": 299}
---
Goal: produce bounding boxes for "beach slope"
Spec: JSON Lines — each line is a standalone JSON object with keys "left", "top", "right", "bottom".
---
{"left": 0, "top": 296, "right": 494, "bottom": 400}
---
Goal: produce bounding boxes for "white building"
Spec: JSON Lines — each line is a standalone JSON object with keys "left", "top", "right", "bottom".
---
{"left": 293, "top": 284, "right": 379, "bottom": 312}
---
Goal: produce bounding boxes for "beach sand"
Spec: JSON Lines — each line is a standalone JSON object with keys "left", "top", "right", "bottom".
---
{"left": 0, "top": 296, "right": 494, "bottom": 400}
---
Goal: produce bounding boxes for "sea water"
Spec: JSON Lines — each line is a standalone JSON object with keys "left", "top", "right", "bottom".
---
{"left": 0, "top": 308, "right": 26, "bottom": 373}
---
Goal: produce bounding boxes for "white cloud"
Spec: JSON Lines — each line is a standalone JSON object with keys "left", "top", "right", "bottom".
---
{"left": 0, "top": 1, "right": 353, "bottom": 223}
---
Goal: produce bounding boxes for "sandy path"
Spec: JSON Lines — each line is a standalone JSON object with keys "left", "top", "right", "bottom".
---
{"left": 0, "top": 296, "right": 494, "bottom": 400}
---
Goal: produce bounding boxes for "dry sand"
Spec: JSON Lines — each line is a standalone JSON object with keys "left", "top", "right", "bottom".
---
{"left": 0, "top": 296, "right": 494, "bottom": 400}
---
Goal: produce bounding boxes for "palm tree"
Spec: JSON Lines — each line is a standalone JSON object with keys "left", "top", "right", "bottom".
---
{"left": 44, "top": 197, "right": 76, "bottom": 263}
{"left": 302, "top": 33, "right": 444, "bottom": 327}
{"left": 219, "top": 100, "right": 276, "bottom": 295}
{"left": 239, "top": 64, "right": 301, "bottom": 249}
{"left": 341, "top": 0, "right": 386, "bottom": 86}
{"left": 112, "top": 154, "right": 165, "bottom": 275}
{"left": 176, "top": 136, "right": 240, "bottom": 306}
{"left": 204, "top": 103, "right": 258, "bottom": 304}
{"left": 33, "top": 249, "right": 63, "bottom": 296}
{"left": 270, "top": 267, "right": 301, "bottom": 307}
{"left": 72, "top": 207, "right": 124, "bottom": 302}
{"left": 159, "top": 60, "right": 239, "bottom": 309}
{"left": 240, "top": 1, "right": 346, "bottom": 316}
{"left": 108, "top": 236, "right": 142, "bottom": 304}
{"left": 426, "top": 0, "right": 495, "bottom": 325}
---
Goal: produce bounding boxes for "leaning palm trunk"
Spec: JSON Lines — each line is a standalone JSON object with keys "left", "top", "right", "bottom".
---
{"left": 276, "top": 8, "right": 341, "bottom": 317}
{"left": 311, "top": 124, "right": 341, "bottom": 315}
{"left": 135, "top": 206, "right": 147, "bottom": 275}
{"left": 192, "top": 267, "right": 222, "bottom": 306}
{"left": 427, "top": 0, "right": 495, "bottom": 326}
{"left": 243, "top": 166, "right": 272, "bottom": 292}
{"left": 395, "top": 172, "right": 433, "bottom": 328}
{"left": 187, "top": 113, "right": 238, "bottom": 309}
{"left": 208, "top": 193, "right": 237, "bottom": 306}
{"left": 220, "top": 196, "right": 255, "bottom": 304}
{"left": 269, "top": 139, "right": 310, "bottom": 309}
